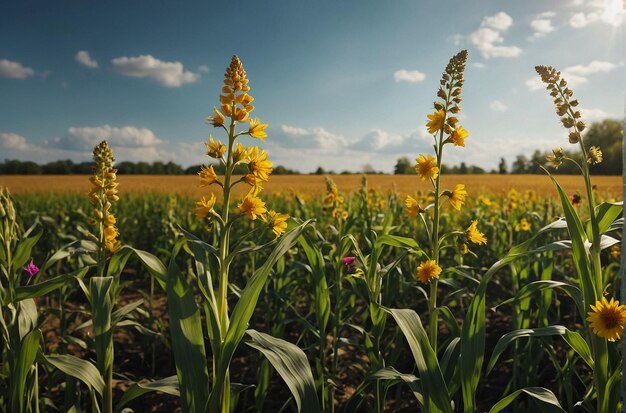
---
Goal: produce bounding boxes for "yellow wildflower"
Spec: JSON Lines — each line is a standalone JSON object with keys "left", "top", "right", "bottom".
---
{"left": 232, "top": 143, "right": 249, "bottom": 164}
{"left": 263, "top": 210, "right": 289, "bottom": 238}
{"left": 415, "top": 260, "right": 442, "bottom": 284}
{"left": 238, "top": 195, "right": 267, "bottom": 220}
{"left": 405, "top": 195, "right": 422, "bottom": 217}
{"left": 205, "top": 136, "right": 226, "bottom": 159}
{"left": 611, "top": 245, "right": 620, "bottom": 259}
{"left": 426, "top": 109, "right": 446, "bottom": 134}
{"left": 247, "top": 146, "right": 273, "bottom": 182}
{"left": 198, "top": 165, "right": 219, "bottom": 187}
{"left": 587, "top": 297, "right": 626, "bottom": 341}
{"left": 249, "top": 118, "right": 268, "bottom": 140}
{"left": 195, "top": 193, "right": 217, "bottom": 220}
{"left": 450, "top": 126, "right": 469, "bottom": 147}
{"left": 515, "top": 218, "right": 531, "bottom": 232}
{"left": 415, "top": 154, "right": 439, "bottom": 181}
{"left": 447, "top": 184, "right": 467, "bottom": 211}
{"left": 466, "top": 220, "right": 487, "bottom": 245}
{"left": 207, "top": 108, "right": 225, "bottom": 127}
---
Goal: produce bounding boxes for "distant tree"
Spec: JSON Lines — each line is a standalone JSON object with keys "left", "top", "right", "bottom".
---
{"left": 511, "top": 155, "right": 529, "bottom": 174}
{"left": 394, "top": 157, "right": 413, "bottom": 174}
{"left": 314, "top": 166, "right": 326, "bottom": 175}
{"left": 586, "top": 119, "right": 622, "bottom": 175}
{"left": 498, "top": 157, "right": 508, "bottom": 174}
{"left": 459, "top": 162, "right": 468, "bottom": 174}
{"left": 73, "top": 162, "right": 94, "bottom": 174}
{"left": 42, "top": 159, "right": 74, "bottom": 174}
{"left": 362, "top": 163, "right": 377, "bottom": 174}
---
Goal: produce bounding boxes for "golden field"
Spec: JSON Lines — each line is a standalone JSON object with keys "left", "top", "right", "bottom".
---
{"left": 0, "top": 174, "right": 621, "bottom": 199}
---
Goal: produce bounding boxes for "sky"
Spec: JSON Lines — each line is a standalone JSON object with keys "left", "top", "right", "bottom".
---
{"left": 0, "top": 0, "right": 624, "bottom": 173}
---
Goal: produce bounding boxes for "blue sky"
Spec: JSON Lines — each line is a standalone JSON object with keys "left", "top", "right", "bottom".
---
{"left": 0, "top": 0, "right": 624, "bottom": 173}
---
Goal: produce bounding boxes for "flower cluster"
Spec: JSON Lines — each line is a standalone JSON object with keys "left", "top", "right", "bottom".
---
{"left": 198, "top": 55, "right": 288, "bottom": 238}
{"left": 88, "top": 141, "right": 120, "bottom": 252}
{"left": 323, "top": 177, "right": 348, "bottom": 221}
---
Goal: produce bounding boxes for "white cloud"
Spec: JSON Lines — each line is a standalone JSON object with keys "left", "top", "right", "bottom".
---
{"left": 569, "top": 0, "right": 624, "bottom": 28}
{"left": 281, "top": 125, "right": 308, "bottom": 136}
{"left": 537, "top": 11, "right": 556, "bottom": 19}
{"left": 393, "top": 69, "right": 426, "bottom": 83}
{"left": 75, "top": 50, "right": 98, "bottom": 69}
{"left": 490, "top": 100, "right": 508, "bottom": 112}
{"left": 525, "top": 77, "right": 543, "bottom": 92}
{"left": 530, "top": 18, "right": 555, "bottom": 37}
{"left": 112, "top": 55, "right": 199, "bottom": 87}
{"left": 564, "top": 60, "right": 619, "bottom": 76}
{"left": 482, "top": 12, "right": 513, "bottom": 31}
{"left": 469, "top": 13, "right": 522, "bottom": 59}
{"left": 0, "top": 132, "right": 30, "bottom": 150}
{"left": 0, "top": 59, "right": 35, "bottom": 79}
{"left": 198, "top": 65, "right": 210, "bottom": 73}
{"left": 352, "top": 129, "right": 403, "bottom": 151}
{"left": 471, "top": 62, "right": 487, "bottom": 69}
{"left": 278, "top": 124, "right": 347, "bottom": 150}
{"left": 582, "top": 108, "right": 612, "bottom": 122}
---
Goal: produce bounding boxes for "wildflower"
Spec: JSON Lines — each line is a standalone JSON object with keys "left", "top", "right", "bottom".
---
{"left": 570, "top": 193, "right": 582, "bottom": 206}
{"left": 341, "top": 256, "right": 360, "bottom": 276}
{"left": 195, "top": 193, "right": 217, "bottom": 220}
{"left": 587, "top": 146, "right": 603, "bottom": 165}
{"left": 546, "top": 147, "right": 565, "bottom": 169}
{"left": 447, "top": 184, "right": 467, "bottom": 211}
{"left": 610, "top": 245, "right": 620, "bottom": 259}
{"left": 426, "top": 109, "right": 446, "bottom": 134}
{"left": 323, "top": 179, "right": 344, "bottom": 205}
{"left": 415, "top": 260, "right": 442, "bottom": 284}
{"left": 477, "top": 195, "right": 492, "bottom": 207}
{"left": 247, "top": 146, "right": 273, "bottom": 182}
{"left": 238, "top": 195, "right": 267, "bottom": 220}
{"left": 466, "top": 220, "right": 487, "bottom": 245}
{"left": 450, "top": 126, "right": 469, "bottom": 147}
{"left": 405, "top": 195, "right": 422, "bottom": 217}
{"left": 198, "top": 165, "right": 219, "bottom": 187}
{"left": 415, "top": 154, "right": 439, "bottom": 181}
{"left": 249, "top": 118, "right": 269, "bottom": 141}
{"left": 515, "top": 218, "right": 531, "bottom": 232}
{"left": 205, "top": 136, "right": 226, "bottom": 158}
{"left": 23, "top": 260, "right": 39, "bottom": 278}
{"left": 263, "top": 210, "right": 289, "bottom": 237}
{"left": 89, "top": 141, "right": 120, "bottom": 251}
{"left": 207, "top": 108, "right": 225, "bottom": 127}
{"left": 587, "top": 297, "right": 626, "bottom": 341}
{"left": 232, "top": 143, "right": 249, "bottom": 164}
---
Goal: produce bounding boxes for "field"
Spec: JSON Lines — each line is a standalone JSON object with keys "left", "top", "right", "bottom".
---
{"left": 1, "top": 53, "right": 624, "bottom": 413}
{"left": 1, "top": 173, "right": 621, "bottom": 198}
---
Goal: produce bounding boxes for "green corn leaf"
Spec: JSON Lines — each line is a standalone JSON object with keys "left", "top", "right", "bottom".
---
{"left": 166, "top": 239, "right": 209, "bottom": 413}
{"left": 11, "top": 329, "right": 41, "bottom": 413}
{"left": 111, "top": 299, "right": 144, "bottom": 325}
{"left": 370, "top": 366, "right": 423, "bottom": 406}
{"left": 115, "top": 375, "right": 179, "bottom": 413}
{"left": 298, "top": 232, "right": 331, "bottom": 333}
{"left": 493, "top": 280, "right": 584, "bottom": 319}
{"left": 373, "top": 234, "right": 420, "bottom": 250}
{"left": 388, "top": 308, "right": 452, "bottom": 413}
{"left": 41, "top": 354, "right": 105, "bottom": 396}
{"left": 591, "top": 201, "right": 622, "bottom": 236}
{"left": 121, "top": 246, "right": 168, "bottom": 290}
{"left": 90, "top": 277, "right": 114, "bottom": 375}
{"left": 486, "top": 326, "right": 593, "bottom": 374}
{"left": 17, "top": 298, "right": 38, "bottom": 340}
{"left": 489, "top": 387, "right": 565, "bottom": 413}
{"left": 11, "top": 229, "right": 42, "bottom": 275}
{"left": 15, "top": 267, "right": 87, "bottom": 301}
{"left": 246, "top": 329, "right": 320, "bottom": 413}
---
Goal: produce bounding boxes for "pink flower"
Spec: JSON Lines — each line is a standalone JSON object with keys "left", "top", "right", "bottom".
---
{"left": 341, "top": 256, "right": 356, "bottom": 266}
{"left": 23, "top": 260, "right": 39, "bottom": 278}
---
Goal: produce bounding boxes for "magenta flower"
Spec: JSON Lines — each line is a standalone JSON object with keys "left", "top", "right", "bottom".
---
{"left": 341, "top": 256, "right": 356, "bottom": 267}
{"left": 23, "top": 260, "right": 39, "bottom": 278}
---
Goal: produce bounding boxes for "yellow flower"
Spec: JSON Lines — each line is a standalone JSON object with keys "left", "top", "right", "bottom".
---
{"left": 263, "top": 210, "right": 289, "bottom": 237}
{"left": 207, "top": 108, "right": 225, "bottom": 127}
{"left": 426, "top": 109, "right": 446, "bottom": 134}
{"left": 448, "top": 184, "right": 467, "bottom": 211}
{"left": 415, "top": 154, "right": 439, "bottom": 181}
{"left": 198, "top": 165, "right": 219, "bottom": 187}
{"left": 205, "top": 136, "right": 226, "bottom": 159}
{"left": 477, "top": 195, "right": 492, "bottom": 207}
{"left": 195, "top": 193, "right": 217, "bottom": 220}
{"left": 238, "top": 195, "right": 267, "bottom": 220}
{"left": 415, "top": 260, "right": 442, "bottom": 284}
{"left": 611, "top": 245, "right": 620, "bottom": 259}
{"left": 232, "top": 143, "right": 249, "bottom": 164}
{"left": 104, "top": 225, "right": 118, "bottom": 241}
{"left": 466, "top": 220, "right": 487, "bottom": 245}
{"left": 515, "top": 218, "right": 531, "bottom": 232}
{"left": 104, "top": 213, "right": 116, "bottom": 226}
{"left": 247, "top": 146, "right": 273, "bottom": 182}
{"left": 405, "top": 195, "right": 422, "bottom": 217}
{"left": 450, "top": 126, "right": 469, "bottom": 147}
{"left": 249, "top": 118, "right": 269, "bottom": 140}
{"left": 105, "top": 238, "right": 120, "bottom": 253}
{"left": 587, "top": 297, "right": 626, "bottom": 341}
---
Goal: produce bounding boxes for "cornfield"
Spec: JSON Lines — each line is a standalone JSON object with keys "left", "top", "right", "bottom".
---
{"left": 0, "top": 53, "right": 623, "bottom": 413}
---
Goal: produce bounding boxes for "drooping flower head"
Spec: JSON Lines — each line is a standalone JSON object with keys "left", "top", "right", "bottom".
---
{"left": 263, "top": 210, "right": 289, "bottom": 238}
{"left": 450, "top": 126, "right": 469, "bottom": 147}
{"left": 466, "top": 220, "right": 487, "bottom": 245}
{"left": 405, "top": 195, "right": 422, "bottom": 217}
{"left": 415, "top": 260, "right": 442, "bottom": 284}
{"left": 587, "top": 297, "right": 626, "bottom": 341}
{"left": 195, "top": 193, "right": 217, "bottom": 220}
{"left": 198, "top": 164, "right": 220, "bottom": 187}
{"left": 447, "top": 184, "right": 467, "bottom": 211}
